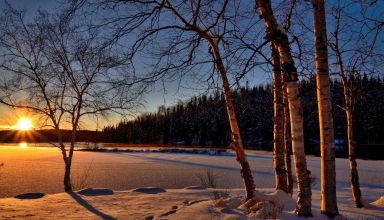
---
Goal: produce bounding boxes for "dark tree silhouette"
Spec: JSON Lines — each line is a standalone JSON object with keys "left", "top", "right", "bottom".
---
{"left": 0, "top": 3, "right": 143, "bottom": 191}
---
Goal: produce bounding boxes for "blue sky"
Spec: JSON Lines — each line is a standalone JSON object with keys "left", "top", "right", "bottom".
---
{"left": 0, "top": 0, "right": 273, "bottom": 130}
{"left": 0, "top": 0, "right": 382, "bottom": 130}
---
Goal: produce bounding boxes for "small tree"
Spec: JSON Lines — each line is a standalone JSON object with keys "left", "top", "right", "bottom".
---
{"left": 0, "top": 4, "right": 143, "bottom": 191}
{"left": 327, "top": 0, "right": 384, "bottom": 208}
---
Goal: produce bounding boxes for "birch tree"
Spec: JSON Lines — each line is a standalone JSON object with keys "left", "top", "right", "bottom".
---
{"left": 271, "top": 43, "right": 288, "bottom": 192}
{"left": 328, "top": 0, "right": 384, "bottom": 208}
{"left": 283, "top": 81, "right": 293, "bottom": 195}
{"left": 81, "top": 0, "right": 260, "bottom": 200}
{"left": 153, "top": 0, "right": 256, "bottom": 200}
{"left": 255, "top": 0, "right": 312, "bottom": 216}
{"left": 312, "top": 0, "right": 339, "bottom": 217}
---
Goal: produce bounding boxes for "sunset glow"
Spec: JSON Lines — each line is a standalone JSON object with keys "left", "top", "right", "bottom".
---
{"left": 19, "top": 142, "right": 28, "bottom": 148}
{"left": 15, "top": 118, "right": 32, "bottom": 131}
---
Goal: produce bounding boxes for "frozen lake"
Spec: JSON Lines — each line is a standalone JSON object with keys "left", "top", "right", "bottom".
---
{"left": 0, "top": 145, "right": 383, "bottom": 199}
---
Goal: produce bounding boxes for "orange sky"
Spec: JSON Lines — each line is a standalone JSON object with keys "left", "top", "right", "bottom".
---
{"left": 0, "top": 105, "right": 115, "bottom": 131}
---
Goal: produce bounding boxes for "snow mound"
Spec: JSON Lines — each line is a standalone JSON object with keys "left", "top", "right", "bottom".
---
{"left": 77, "top": 188, "right": 114, "bottom": 196}
{"left": 248, "top": 201, "right": 279, "bottom": 219}
{"left": 184, "top": 186, "right": 207, "bottom": 190}
{"left": 215, "top": 197, "right": 243, "bottom": 209}
{"left": 132, "top": 187, "right": 166, "bottom": 194}
{"left": 171, "top": 190, "right": 295, "bottom": 219}
{"left": 267, "top": 189, "right": 296, "bottom": 210}
{"left": 14, "top": 192, "right": 45, "bottom": 199}
{"left": 372, "top": 195, "right": 384, "bottom": 207}
{"left": 236, "top": 190, "right": 294, "bottom": 219}
{"left": 169, "top": 200, "right": 246, "bottom": 220}
{"left": 239, "top": 190, "right": 295, "bottom": 211}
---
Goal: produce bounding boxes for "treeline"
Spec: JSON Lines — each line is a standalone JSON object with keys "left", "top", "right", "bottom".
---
{"left": 103, "top": 75, "right": 384, "bottom": 157}
{"left": 0, "top": 130, "right": 102, "bottom": 143}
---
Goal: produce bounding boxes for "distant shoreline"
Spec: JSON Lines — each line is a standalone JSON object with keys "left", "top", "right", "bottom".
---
{"left": 1, "top": 142, "right": 383, "bottom": 160}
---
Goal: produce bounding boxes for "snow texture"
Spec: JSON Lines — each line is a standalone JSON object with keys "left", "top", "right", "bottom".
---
{"left": 0, "top": 145, "right": 383, "bottom": 219}
{"left": 0, "top": 188, "right": 383, "bottom": 219}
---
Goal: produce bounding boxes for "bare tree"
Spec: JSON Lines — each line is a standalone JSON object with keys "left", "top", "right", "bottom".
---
{"left": 327, "top": 0, "right": 384, "bottom": 208}
{"left": 255, "top": 0, "right": 312, "bottom": 216}
{"left": 81, "top": 0, "right": 268, "bottom": 200}
{"left": 312, "top": 0, "right": 339, "bottom": 217}
{"left": 0, "top": 4, "right": 143, "bottom": 191}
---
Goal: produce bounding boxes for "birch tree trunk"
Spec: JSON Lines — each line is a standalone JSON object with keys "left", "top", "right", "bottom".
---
{"left": 338, "top": 57, "right": 363, "bottom": 208}
{"left": 283, "top": 82, "right": 293, "bottom": 195}
{"left": 271, "top": 43, "right": 288, "bottom": 192}
{"left": 331, "top": 17, "right": 364, "bottom": 208}
{"left": 346, "top": 108, "right": 363, "bottom": 207}
{"left": 255, "top": 0, "right": 312, "bottom": 216}
{"left": 312, "top": 0, "right": 339, "bottom": 217}
{"left": 286, "top": 81, "right": 312, "bottom": 216}
{"left": 210, "top": 42, "right": 255, "bottom": 201}
{"left": 163, "top": 0, "right": 255, "bottom": 201}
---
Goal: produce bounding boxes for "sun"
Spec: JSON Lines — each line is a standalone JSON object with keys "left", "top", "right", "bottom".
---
{"left": 15, "top": 118, "right": 32, "bottom": 131}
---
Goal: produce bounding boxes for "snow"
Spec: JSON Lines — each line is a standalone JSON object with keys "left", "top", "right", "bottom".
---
{"left": 0, "top": 188, "right": 383, "bottom": 219}
{"left": 373, "top": 195, "right": 384, "bottom": 207}
{"left": 0, "top": 145, "right": 383, "bottom": 219}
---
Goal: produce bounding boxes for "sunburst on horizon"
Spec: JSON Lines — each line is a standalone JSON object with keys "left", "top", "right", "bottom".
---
{"left": 19, "top": 142, "right": 28, "bottom": 148}
{"left": 15, "top": 118, "right": 33, "bottom": 131}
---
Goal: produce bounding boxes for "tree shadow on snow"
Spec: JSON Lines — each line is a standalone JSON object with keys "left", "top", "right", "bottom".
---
{"left": 68, "top": 192, "right": 117, "bottom": 220}
{"left": 127, "top": 153, "right": 273, "bottom": 176}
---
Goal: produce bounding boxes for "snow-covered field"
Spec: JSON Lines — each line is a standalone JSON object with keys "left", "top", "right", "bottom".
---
{"left": 0, "top": 187, "right": 382, "bottom": 220}
{"left": 0, "top": 145, "right": 383, "bottom": 219}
